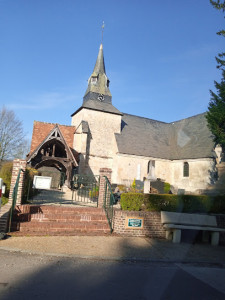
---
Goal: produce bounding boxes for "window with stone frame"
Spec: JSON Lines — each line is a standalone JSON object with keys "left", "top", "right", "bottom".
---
{"left": 183, "top": 162, "right": 189, "bottom": 177}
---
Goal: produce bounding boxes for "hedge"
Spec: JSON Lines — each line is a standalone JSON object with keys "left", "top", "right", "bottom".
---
{"left": 120, "top": 193, "right": 144, "bottom": 211}
{"left": 120, "top": 193, "right": 225, "bottom": 214}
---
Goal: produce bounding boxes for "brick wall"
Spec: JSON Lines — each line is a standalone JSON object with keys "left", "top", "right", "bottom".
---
{"left": 9, "top": 159, "right": 27, "bottom": 206}
{"left": 98, "top": 168, "right": 112, "bottom": 208}
{"left": 113, "top": 210, "right": 225, "bottom": 244}
{"left": 113, "top": 210, "right": 165, "bottom": 238}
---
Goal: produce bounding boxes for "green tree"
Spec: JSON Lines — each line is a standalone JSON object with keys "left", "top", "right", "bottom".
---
{"left": 210, "top": 1, "right": 225, "bottom": 70}
{"left": 206, "top": 1, "right": 225, "bottom": 152}
{"left": 206, "top": 74, "right": 225, "bottom": 150}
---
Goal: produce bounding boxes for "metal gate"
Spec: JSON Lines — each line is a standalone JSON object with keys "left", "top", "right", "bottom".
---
{"left": 71, "top": 174, "right": 100, "bottom": 207}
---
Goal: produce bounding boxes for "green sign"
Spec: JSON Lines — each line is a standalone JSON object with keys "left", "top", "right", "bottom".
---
{"left": 128, "top": 218, "right": 143, "bottom": 228}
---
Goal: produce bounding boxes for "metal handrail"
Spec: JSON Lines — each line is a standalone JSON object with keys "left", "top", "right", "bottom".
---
{"left": 103, "top": 176, "right": 115, "bottom": 233}
{"left": 8, "top": 169, "right": 24, "bottom": 232}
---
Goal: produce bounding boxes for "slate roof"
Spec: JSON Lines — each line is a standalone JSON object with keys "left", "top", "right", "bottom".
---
{"left": 84, "top": 44, "right": 112, "bottom": 99}
{"left": 71, "top": 99, "right": 123, "bottom": 117}
{"left": 115, "top": 113, "right": 215, "bottom": 160}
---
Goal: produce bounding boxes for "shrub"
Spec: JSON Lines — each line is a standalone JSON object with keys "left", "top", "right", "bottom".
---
{"left": 164, "top": 182, "right": 171, "bottom": 194}
{"left": 89, "top": 185, "right": 99, "bottom": 198}
{"left": 0, "top": 162, "right": 13, "bottom": 197}
{"left": 117, "top": 185, "right": 127, "bottom": 192}
{"left": 178, "top": 195, "right": 211, "bottom": 213}
{"left": 210, "top": 195, "right": 225, "bottom": 214}
{"left": 131, "top": 179, "right": 136, "bottom": 190}
{"left": 22, "top": 167, "right": 39, "bottom": 203}
{"left": 120, "top": 193, "right": 225, "bottom": 214}
{"left": 1, "top": 196, "right": 8, "bottom": 206}
{"left": 120, "top": 193, "right": 144, "bottom": 211}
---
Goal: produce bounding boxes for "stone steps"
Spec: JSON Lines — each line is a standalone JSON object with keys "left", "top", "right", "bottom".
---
{"left": 10, "top": 205, "right": 111, "bottom": 236}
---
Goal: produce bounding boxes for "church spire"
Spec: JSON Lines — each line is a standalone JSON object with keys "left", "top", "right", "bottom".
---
{"left": 92, "top": 44, "right": 105, "bottom": 76}
{"left": 83, "top": 43, "right": 112, "bottom": 104}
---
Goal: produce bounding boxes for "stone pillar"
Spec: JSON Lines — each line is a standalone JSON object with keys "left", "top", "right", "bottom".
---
{"left": 98, "top": 168, "right": 112, "bottom": 208}
{"left": 9, "top": 159, "right": 27, "bottom": 206}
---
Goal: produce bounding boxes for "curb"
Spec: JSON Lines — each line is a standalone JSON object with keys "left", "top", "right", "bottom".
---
{"left": 0, "top": 246, "right": 224, "bottom": 268}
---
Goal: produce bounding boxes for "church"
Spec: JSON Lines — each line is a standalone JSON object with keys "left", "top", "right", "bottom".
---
{"left": 27, "top": 43, "right": 224, "bottom": 194}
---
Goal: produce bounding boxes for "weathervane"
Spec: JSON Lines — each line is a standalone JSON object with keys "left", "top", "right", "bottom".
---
{"left": 101, "top": 21, "right": 105, "bottom": 44}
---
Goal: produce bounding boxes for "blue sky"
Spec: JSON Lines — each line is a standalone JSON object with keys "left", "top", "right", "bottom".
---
{"left": 0, "top": 0, "right": 224, "bottom": 141}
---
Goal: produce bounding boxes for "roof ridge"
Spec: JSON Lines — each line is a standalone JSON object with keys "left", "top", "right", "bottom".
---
{"left": 170, "top": 112, "right": 206, "bottom": 124}
{"left": 33, "top": 120, "right": 75, "bottom": 128}
{"left": 122, "top": 113, "right": 169, "bottom": 124}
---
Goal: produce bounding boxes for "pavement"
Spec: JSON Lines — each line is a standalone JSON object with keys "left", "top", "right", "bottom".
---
{"left": 0, "top": 235, "right": 225, "bottom": 265}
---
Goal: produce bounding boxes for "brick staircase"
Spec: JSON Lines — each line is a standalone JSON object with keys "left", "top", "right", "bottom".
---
{"left": 10, "top": 205, "right": 111, "bottom": 236}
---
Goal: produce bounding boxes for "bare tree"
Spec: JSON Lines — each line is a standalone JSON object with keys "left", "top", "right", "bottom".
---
{"left": 0, "top": 107, "right": 26, "bottom": 164}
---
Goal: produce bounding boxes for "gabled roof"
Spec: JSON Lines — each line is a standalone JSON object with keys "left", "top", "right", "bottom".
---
{"left": 27, "top": 123, "right": 77, "bottom": 165}
{"left": 30, "top": 121, "right": 75, "bottom": 153}
{"left": 115, "top": 113, "right": 215, "bottom": 160}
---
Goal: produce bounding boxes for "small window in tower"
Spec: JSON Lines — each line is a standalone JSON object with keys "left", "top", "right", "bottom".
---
{"left": 107, "top": 79, "right": 110, "bottom": 87}
{"left": 91, "top": 77, "right": 97, "bottom": 84}
{"left": 183, "top": 162, "right": 189, "bottom": 177}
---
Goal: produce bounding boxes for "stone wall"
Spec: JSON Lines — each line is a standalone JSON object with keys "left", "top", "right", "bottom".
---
{"left": 170, "top": 159, "right": 215, "bottom": 193}
{"left": 72, "top": 108, "right": 121, "bottom": 175}
{"left": 113, "top": 210, "right": 165, "bottom": 238}
{"left": 113, "top": 154, "right": 215, "bottom": 194}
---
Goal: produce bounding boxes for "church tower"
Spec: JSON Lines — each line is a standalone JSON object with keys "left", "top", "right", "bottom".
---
{"left": 71, "top": 43, "right": 122, "bottom": 175}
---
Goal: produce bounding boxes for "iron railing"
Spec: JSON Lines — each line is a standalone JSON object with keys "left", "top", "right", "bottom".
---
{"left": 103, "top": 176, "right": 115, "bottom": 233}
{"left": 8, "top": 168, "right": 24, "bottom": 232}
{"left": 71, "top": 174, "right": 100, "bottom": 206}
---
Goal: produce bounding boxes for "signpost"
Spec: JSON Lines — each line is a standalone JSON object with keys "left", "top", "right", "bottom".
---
{"left": 33, "top": 176, "right": 52, "bottom": 190}
{"left": 126, "top": 217, "right": 144, "bottom": 229}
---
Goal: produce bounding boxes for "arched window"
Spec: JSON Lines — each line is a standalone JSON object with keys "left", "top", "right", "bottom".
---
{"left": 183, "top": 162, "right": 189, "bottom": 177}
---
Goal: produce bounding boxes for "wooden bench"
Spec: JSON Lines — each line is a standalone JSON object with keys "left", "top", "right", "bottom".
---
{"left": 161, "top": 211, "right": 225, "bottom": 246}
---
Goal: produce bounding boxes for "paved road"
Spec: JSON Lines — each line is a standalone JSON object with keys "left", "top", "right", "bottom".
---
{"left": 0, "top": 249, "right": 225, "bottom": 300}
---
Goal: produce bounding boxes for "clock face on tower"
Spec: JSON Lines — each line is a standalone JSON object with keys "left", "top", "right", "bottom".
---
{"left": 98, "top": 94, "right": 105, "bottom": 101}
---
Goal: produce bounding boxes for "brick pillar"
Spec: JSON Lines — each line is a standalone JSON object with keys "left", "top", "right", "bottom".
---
{"left": 9, "top": 159, "right": 27, "bottom": 206}
{"left": 98, "top": 168, "right": 112, "bottom": 208}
